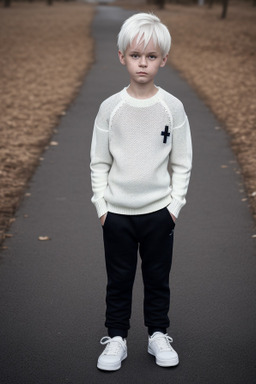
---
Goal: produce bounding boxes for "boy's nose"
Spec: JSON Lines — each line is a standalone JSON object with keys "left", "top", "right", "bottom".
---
{"left": 139, "top": 56, "right": 147, "bottom": 67}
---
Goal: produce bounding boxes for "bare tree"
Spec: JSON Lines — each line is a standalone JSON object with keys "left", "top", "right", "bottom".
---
{"left": 4, "top": 0, "right": 11, "bottom": 7}
{"left": 221, "top": 0, "right": 229, "bottom": 18}
{"left": 208, "top": 0, "right": 214, "bottom": 9}
{"left": 155, "top": 0, "right": 165, "bottom": 8}
{"left": 147, "top": 0, "right": 165, "bottom": 9}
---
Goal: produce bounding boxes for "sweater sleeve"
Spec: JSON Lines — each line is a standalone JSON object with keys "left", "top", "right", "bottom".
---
{"left": 167, "top": 112, "right": 192, "bottom": 218}
{"left": 90, "top": 104, "right": 112, "bottom": 218}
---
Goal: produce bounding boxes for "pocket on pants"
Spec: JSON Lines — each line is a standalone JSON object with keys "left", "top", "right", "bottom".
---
{"left": 164, "top": 208, "right": 176, "bottom": 230}
{"left": 101, "top": 212, "right": 109, "bottom": 228}
{"left": 102, "top": 212, "right": 114, "bottom": 229}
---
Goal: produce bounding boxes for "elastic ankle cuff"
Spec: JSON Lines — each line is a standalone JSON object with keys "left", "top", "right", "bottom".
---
{"left": 108, "top": 328, "right": 128, "bottom": 338}
{"left": 148, "top": 328, "right": 167, "bottom": 336}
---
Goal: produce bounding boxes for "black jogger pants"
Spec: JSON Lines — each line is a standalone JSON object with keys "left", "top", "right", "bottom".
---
{"left": 102, "top": 207, "right": 175, "bottom": 338}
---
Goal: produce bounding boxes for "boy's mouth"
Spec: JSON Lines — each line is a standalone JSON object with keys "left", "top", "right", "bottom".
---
{"left": 137, "top": 72, "right": 147, "bottom": 75}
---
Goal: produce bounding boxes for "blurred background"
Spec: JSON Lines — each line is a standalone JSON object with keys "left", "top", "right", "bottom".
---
{"left": 0, "top": 0, "right": 255, "bottom": 246}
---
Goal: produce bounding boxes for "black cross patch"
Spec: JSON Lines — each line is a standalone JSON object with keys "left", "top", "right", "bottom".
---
{"left": 161, "top": 126, "right": 170, "bottom": 144}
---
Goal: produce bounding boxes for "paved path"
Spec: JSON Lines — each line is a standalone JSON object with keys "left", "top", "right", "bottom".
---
{"left": 0, "top": 6, "right": 256, "bottom": 384}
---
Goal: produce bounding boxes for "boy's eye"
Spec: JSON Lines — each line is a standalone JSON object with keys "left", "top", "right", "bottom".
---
{"left": 129, "top": 53, "right": 157, "bottom": 60}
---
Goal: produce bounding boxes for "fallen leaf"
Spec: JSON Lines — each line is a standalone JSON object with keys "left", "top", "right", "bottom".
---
{"left": 38, "top": 236, "right": 51, "bottom": 241}
{"left": 5, "top": 233, "right": 13, "bottom": 238}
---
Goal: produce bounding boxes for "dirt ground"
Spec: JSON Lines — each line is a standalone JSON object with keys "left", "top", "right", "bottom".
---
{"left": 0, "top": 1, "right": 95, "bottom": 244}
{"left": 0, "top": 1, "right": 255, "bottom": 245}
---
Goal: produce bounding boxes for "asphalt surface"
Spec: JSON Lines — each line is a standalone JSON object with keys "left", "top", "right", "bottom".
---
{"left": 1, "top": 6, "right": 256, "bottom": 384}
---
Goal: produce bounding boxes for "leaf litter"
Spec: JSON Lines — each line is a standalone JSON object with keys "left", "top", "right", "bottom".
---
{"left": 0, "top": 2, "right": 94, "bottom": 245}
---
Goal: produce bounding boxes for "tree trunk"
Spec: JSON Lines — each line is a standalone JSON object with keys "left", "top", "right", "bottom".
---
{"left": 4, "top": 0, "right": 11, "bottom": 7}
{"left": 155, "top": 0, "right": 165, "bottom": 9}
{"left": 221, "top": 0, "right": 229, "bottom": 19}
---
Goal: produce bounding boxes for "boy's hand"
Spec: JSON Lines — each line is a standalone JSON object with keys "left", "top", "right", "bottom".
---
{"left": 170, "top": 213, "right": 176, "bottom": 223}
{"left": 100, "top": 213, "right": 107, "bottom": 226}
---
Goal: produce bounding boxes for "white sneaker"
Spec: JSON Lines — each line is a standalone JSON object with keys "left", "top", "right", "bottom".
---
{"left": 97, "top": 336, "right": 127, "bottom": 371}
{"left": 148, "top": 332, "right": 179, "bottom": 367}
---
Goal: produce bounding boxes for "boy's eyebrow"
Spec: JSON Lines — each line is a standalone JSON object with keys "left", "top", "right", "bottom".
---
{"left": 129, "top": 50, "right": 159, "bottom": 55}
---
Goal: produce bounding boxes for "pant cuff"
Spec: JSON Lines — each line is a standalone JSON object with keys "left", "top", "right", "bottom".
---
{"left": 148, "top": 327, "right": 167, "bottom": 336}
{"left": 108, "top": 328, "right": 128, "bottom": 338}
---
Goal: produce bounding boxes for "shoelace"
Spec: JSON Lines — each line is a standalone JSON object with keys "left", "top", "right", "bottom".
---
{"left": 152, "top": 334, "right": 174, "bottom": 351}
{"left": 100, "top": 337, "right": 123, "bottom": 356}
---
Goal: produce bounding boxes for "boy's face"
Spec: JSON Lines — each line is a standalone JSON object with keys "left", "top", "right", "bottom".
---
{"left": 118, "top": 37, "right": 168, "bottom": 86}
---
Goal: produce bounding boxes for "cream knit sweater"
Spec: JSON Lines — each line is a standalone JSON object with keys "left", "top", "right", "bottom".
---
{"left": 90, "top": 87, "right": 192, "bottom": 219}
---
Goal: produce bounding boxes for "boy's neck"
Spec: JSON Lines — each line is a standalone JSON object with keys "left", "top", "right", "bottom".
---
{"left": 126, "top": 83, "right": 158, "bottom": 99}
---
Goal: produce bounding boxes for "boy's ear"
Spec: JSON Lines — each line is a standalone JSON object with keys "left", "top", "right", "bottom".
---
{"left": 118, "top": 50, "right": 126, "bottom": 66}
{"left": 160, "top": 54, "right": 168, "bottom": 68}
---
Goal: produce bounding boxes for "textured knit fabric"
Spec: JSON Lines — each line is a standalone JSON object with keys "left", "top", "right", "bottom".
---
{"left": 90, "top": 87, "right": 192, "bottom": 218}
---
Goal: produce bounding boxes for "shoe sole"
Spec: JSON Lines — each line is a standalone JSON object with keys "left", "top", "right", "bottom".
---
{"left": 148, "top": 347, "right": 179, "bottom": 367}
{"left": 97, "top": 352, "right": 127, "bottom": 371}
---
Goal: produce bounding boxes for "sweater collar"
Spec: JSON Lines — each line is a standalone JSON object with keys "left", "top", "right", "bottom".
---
{"left": 121, "top": 86, "right": 162, "bottom": 107}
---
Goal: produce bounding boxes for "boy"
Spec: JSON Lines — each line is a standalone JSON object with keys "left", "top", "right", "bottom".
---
{"left": 90, "top": 13, "right": 192, "bottom": 371}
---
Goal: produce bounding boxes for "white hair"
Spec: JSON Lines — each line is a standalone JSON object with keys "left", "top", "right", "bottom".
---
{"left": 117, "top": 13, "right": 171, "bottom": 56}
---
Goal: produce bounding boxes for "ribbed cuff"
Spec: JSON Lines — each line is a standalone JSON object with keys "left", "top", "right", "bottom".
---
{"left": 167, "top": 198, "right": 185, "bottom": 218}
{"left": 148, "top": 327, "right": 167, "bottom": 336}
{"left": 94, "top": 198, "right": 108, "bottom": 218}
{"left": 108, "top": 328, "right": 128, "bottom": 338}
